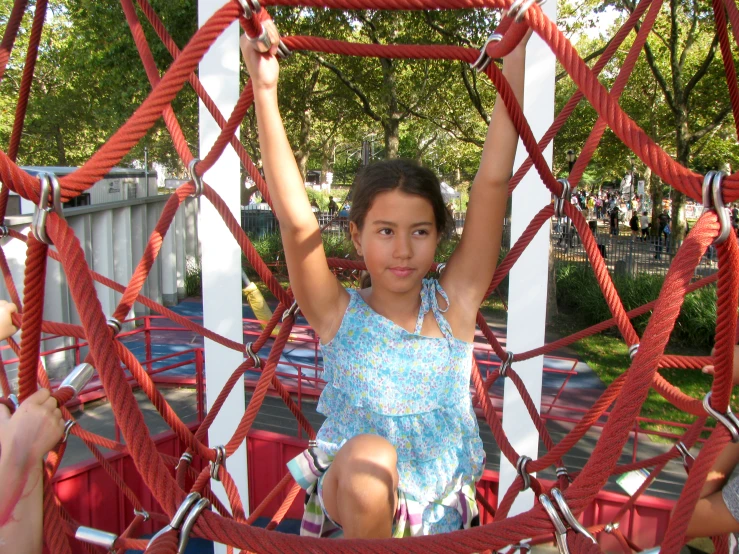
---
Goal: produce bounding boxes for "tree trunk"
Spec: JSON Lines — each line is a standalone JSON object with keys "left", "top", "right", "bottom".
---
{"left": 54, "top": 125, "right": 67, "bottom": 166}
{"left": 649, "top": 172, "right": 662, "bottom": 235}
{"left": 547, "top": 239, "right": 558, "bottom": 323}
{"left": 294, "top": 108, "right": 312, "bottom": 181}
{"left": 383, "top": 119, "right": 400, "bottom": 159}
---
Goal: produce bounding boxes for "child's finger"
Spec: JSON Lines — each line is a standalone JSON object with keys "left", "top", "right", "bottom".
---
{"left": 702, "top": 365, "right": 715, "bottom": 375}
{"left": 27, "top": 388, "right": 51, "bottom": 405}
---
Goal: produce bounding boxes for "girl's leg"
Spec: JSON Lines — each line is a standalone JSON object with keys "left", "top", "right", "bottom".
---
{"left": 321, "top": 434, "right": 399, "bottom": 539}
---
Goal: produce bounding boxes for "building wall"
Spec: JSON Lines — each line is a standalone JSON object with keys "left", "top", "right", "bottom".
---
{"left": 0, "top": 194, "right": 199, "bottom": 387}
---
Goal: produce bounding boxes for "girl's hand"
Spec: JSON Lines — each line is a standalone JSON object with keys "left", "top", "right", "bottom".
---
{"left": 240, "top": 27, "right": 281, "bottom": 92}
{"left": 702, "top": 344, "right": 739, "bottom": 386}
{"left": 0, "top": 389, "right": 64, "bottom": 464}
{"left": 0, "top": 300, "right": 18, "bottom": 341}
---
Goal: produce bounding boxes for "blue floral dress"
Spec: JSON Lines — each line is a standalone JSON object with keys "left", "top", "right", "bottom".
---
{"left": 288, "top": 278, "right": 485, "bottom": 537}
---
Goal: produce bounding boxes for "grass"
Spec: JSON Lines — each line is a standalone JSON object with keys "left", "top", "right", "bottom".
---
{"left": 551, "top": 312, "right": 722, "bottom": 440}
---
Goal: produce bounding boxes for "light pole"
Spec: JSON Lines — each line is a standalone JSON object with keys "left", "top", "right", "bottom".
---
{"left": 566, "top": 149, "right": 577, "bottom": 173}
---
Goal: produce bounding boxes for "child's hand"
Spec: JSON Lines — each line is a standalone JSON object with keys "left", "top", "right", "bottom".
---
{"left": 0, "top": 300, "right": 18, "bottom": 341}
{"left": 0, "top": 389, "right": 64, "bottom": 464}
{"left": 702, "top": 344, "right": 739, "bottom": 386}
{"left": 240, "top": 28, "right": 281, "bottom": 92}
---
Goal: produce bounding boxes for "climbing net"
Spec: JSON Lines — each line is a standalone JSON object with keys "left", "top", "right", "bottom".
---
{"left": 1, "top": 0, "right": 738, "bottom": 552}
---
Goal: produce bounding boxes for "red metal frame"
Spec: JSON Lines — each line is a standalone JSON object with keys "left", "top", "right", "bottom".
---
{"left": 32, "top": 314, "right": 695, "bottom": 549}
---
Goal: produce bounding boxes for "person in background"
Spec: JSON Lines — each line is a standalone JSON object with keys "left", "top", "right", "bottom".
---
{"left": 640, "top": 210, "right": 649, "bottom": 241}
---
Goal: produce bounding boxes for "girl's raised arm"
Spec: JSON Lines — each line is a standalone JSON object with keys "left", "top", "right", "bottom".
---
{"left": 441, "top": 33, "right": 528, "bottom": 316}
{"left": 241, "top": 35, "right": 348, "bottom": 339}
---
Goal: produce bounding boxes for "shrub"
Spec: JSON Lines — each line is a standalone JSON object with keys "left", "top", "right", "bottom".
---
{"left": 555, "top": 262, "right": 717, "bottom": 349}
{"left": 185, "top": 257, "right": 202, "bottom": 297}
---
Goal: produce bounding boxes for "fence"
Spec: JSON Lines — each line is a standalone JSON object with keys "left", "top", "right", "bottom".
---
{"left": 241, "top": 209, "right": 721, "bottom": 278}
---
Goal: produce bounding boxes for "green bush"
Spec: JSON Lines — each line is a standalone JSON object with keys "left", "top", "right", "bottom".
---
{"left": 555, "top": 262, "right": 717, "bottom": 349}
{"left": 185, "top": 257, "right": 202, "bottom": 297}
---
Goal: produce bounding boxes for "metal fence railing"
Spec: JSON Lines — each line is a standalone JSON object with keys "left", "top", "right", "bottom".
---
{"left": 241, "top": 209, "right": 722, "bottom": 278}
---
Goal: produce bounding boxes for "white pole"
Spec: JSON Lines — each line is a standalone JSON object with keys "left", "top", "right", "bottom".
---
{"left": 498, "top": 1, "right": 557, "bottom": 516}
{"left": 198, "top": 0, "right": 249, "bottom": 541}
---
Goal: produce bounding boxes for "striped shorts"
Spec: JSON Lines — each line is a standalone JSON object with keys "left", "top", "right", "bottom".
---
{"left": 287, "top": 446, "right": 479, "bottom": 538}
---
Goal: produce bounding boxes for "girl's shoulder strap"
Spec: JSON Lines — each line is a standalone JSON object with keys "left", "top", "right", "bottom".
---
{"left": 416, "top": 279, "right": 454, "bottom": 340}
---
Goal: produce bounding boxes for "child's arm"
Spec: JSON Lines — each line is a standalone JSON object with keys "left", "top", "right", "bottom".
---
{"left": 241, "top": 34, "right": 348, "bottom": 340}
{"left": 0, "top": 389, "right": 65, "bottom": 554}
{"left": 441, "top": 33, "right": 529, "bottom": 318}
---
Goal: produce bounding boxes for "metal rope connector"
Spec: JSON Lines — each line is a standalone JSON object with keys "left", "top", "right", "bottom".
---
{"left": 675, "top": 441, "right": 694, "bottom": 472}
{"left": 540, "top": 488, "right": 596, "bottom": 554}
{"left": 149, "top": 492, "right": 210, "bottom": 554}
{"left": 516, "top": 455, "right": 532, "bottom": 490}
{"left": 60, "top": 363, "right": 96, "bottom": 397}
{"left": 556, "top": 466, "right": 573, "bottom": 483}
{"left": 107, "top": 317, "right": 122, "bottom": 337}
{"left": 133, "top": 508, "right": 150, "bottom": 522}
{"left": 188, "top": 159, "right": 204, "bottom": 198}
{"left": 32, "top": 172, "right": 64, "bottom": 245}
{"left": 436, "top": 262, "right": 447, "bottom": 276}
{"left": 75, "top": 527, "right": 118, "bottom": 550}
{"left": 282, "top": 300, "right": 300, "bottom": 322}
{"left": 553, "top": 178, "right": 571, "bottom": 220}
{"left": 62, "top": 420, "right": 77, "bottom": 443}
{"left": 245, "top": 342, "right": 261, "bottom": 369}
{"left": 604, "top": 522, "right": 619, "bottom": 533}
{"left": 703, "top": 391, "right": 739, "bottom": 442}
{"left": 210, "top": 445, "right": 226, "bottom": 481}
{"left": 470, "top": 32, "right": 503, "bottom": 73}
{"left": 237, "top": 0, "right": 261, "bottom": 18}
{"left": 628, "top": 343, "right": 639, "bottom": 360}
{"left": 506, "top": 0, "right": 548, "bottom": 23}
{"left": 176, "top": 451, "right": 193, "bottom": 470}
{"left": 0, "top": 225, "right": 9, "bottom": 238}
{"left": 499, "top": 351, "right": 514, "bottom": 378}
{"left": 702, "top": 170, "right": 731, "bottom": 245}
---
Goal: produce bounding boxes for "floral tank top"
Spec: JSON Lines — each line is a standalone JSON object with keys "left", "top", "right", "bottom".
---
{"left": 316, "top": 278, "right": 485, "bottom": 503}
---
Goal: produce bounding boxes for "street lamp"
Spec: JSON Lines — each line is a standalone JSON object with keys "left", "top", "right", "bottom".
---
{"left": 566, "top": 149, "right": 577, "bottom": 173}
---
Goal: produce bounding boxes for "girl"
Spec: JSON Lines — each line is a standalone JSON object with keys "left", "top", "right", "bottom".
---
{"left": 241, "top": 26, "right": 527, "bottom": 539}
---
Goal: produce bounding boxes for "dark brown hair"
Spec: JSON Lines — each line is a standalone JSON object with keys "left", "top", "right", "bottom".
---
{"left": 350, "top": 159, "right": 453, "bottom": 288}
{"left": 349, "top": 159, "right": 453, "bottom": 236}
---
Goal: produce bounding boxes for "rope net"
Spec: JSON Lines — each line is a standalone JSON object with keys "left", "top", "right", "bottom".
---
{"left": 0, "top": 0, "right": 737, "bottom": 552}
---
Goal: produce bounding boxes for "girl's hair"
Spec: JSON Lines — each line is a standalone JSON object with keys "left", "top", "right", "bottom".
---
{"left": 349, "top": 159, "right": 453, "bottom": 235}
{"left": 349, "top": 159, "right": 453, "bottom": 288}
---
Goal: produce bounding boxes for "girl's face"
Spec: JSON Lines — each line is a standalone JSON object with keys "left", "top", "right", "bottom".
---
{"left": 350, "top": 189, "right": 439, "bottom": 294}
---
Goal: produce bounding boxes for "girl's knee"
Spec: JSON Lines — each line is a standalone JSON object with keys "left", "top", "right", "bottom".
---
{"left": 333, "top": 434, "right": 398, "bottom": 508}
{"left": 338, "top": 434, "right": 398, "bottom": 469}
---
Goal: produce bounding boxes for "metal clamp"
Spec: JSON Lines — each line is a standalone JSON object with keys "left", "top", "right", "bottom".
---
{"left": 517, "top": 542, "right": 532, "bottom": 552}
{"left": 604, "top": 522, "right": 619, "bottom": 533}
{"left": 556, "top": 466, "right": 573, "bottom": 483}
{"left": 210, "top": 445, "right": 226, "bottom": 481}
{"left": 553, "top": 179, "right": 571, "bottom": 219}
{"left": 499, "top": 351, "right": 514, "bottom": 378}
{"left": 628, "top": 343, "right": 639, "bottom": 360}
{"left": 60, "top": 363, "right": 95, "bottom": 397}
{"left": 106, "top": 317, "right": 122, "bottom": 336}
{"left": 176, "top": 451, "right": 193, "bottom": 470}
{"left": 506, "top": 0, "right": 547, "bottom": 23}
{"left": 436, "top": 262, "right": 447, "bottom": 276}
{"left": 0, "top": 225, "right": 9, "bottom": 238}
{"left": 32, "top": 172, "right": 64, "bottom": 245}
{"left": 539, "top": 493, "right": 570, "bottom": 554}
{"left": 237, "top": 0, "right": 261, "bottom": 18}
{"left": 702, "top": 170, "right": 731, "bottom": 245}
{"left": 62, "top": 420, "right": 77, "bottom": 443}
{"left": 177, "top": 497, "right": 210, "bottom": 554}
{"left": 675, "top": 441, "right": 695, "bottom": 471}
{"left": 470, "top": 32, "right": 503, "bottom": 73}
{"left": 703, "top": 391, "right": 739, "bottom": 443}
{"left": 308, "top": 439, "right": 318, "bottom": 448}
{"left": 282, "top": 300, "right": 300, "bottom": 322}
{"left": 516, "top": 455, "right": 532, "bottom": 490}
{"left": 150, "top": 492, "right": 210, "bottom": 554}
{"left": 75, "top": 527, "right": 118, "bottom": 550}
{"left": 551, "top": 488, "right": 596, "bottom": 544}
{"left": 188, "top": 159, "right": 204, "bottom": 198}
{"left": 245, "top": 342, "right": 261, "bottom": 369}
{"left": 133, "top": 508, "right": 150, "bottom": 522}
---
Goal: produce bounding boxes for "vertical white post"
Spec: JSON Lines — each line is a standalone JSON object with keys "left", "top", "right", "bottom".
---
{"left": 498, "top": 2, "right": 557, "bottom": 516}
{"left": 198, "top": 0, "right": 249, "bottom": 537}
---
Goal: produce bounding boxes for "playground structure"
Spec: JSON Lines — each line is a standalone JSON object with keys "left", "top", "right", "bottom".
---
{"left": 0, "top": 0, "right": 738, "bottom": 553}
